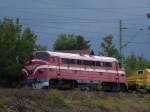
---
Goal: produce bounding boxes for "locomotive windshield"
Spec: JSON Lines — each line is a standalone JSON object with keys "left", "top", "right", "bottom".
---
{"left": 31, "top": 52, "right": 49, "bottom": 60}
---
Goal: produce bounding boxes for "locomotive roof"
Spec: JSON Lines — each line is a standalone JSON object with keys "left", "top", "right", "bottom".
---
{"left": 47, "top": 51, "right": 118, "bottom": 62}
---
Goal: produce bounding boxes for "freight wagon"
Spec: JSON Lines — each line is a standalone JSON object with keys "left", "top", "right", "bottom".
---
{"left": 127, "top": 69, "right": 150, "bottom": 91}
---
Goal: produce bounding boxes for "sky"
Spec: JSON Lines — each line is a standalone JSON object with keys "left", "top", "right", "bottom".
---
{"left": 0, "top": 0, "right": 150, "bottom": 58}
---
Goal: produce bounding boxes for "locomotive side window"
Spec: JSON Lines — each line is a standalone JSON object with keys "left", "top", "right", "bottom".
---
{"left": 103, "top": 62, "right": 112, "bottom": 67}
{"left": 96, "top": 61, "right": 102, "bottom": 66}
{"left": 33, "top": 52, "right": 49, "bottom": 60}
{"left": 83, "top": 60, "right": 89, "bottom": 65}
{"left": 96, "top": 61, "right": 112, "bottom": 67}
{"left": 77, "top": 60, "right": 82, "bottom": 65}
{"left": 62, "top": 58, "right": 96, "bottom": 66}
{"left": 84, "top": 61, "right": 95, "bottom": 66}
{"left": 62, "top": 58, "right": 77, "bottom": 64}
{"left": 62, "top": 58, "right": 112, "bottom": 67}
{"left": 69, "top": 59, "right": 76, "bottom": 64}
{"left": 62, "top": 58, "right": 69, "bottom": 64}
{"left": 77, "top": 60, "right": 95, "bottom": 66}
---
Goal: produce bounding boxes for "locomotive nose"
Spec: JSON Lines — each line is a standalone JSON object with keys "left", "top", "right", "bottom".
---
{"left": 23, "top": 59, "right": 49, "bottom": 76}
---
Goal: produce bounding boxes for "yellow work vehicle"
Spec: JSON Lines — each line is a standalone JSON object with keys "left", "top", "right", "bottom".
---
{"left": 127, "top": 69, "right": 150, "bottom": 91}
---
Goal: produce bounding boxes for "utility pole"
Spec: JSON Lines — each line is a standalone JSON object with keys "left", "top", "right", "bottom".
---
{"left": 119, "top": 20, "right": 127, "bottom": 65}
{"left": 119, "top": 20, "right": 123, "bottom": 64}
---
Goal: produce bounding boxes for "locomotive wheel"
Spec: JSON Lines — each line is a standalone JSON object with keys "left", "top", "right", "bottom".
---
{"left": 102, "top": 83, "right": 120, "bottom": 92}
{"left": 120, "top": 84, "right": 127, "bottom": 92}
{"left": 102, "top": 83, "right": 113, "bottom": 92}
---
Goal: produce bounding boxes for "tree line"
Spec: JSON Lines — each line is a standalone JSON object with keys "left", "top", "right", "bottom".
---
{"left": 53, "top": 34, "right": 150, "bottom": 76}
{"left": 0, "top": 17, "right": 150, "bottom": 87}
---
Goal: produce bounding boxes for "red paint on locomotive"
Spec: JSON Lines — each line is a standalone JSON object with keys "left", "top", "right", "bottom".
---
{"left": 21, "top": 51, "right": 127, "bottom": 90}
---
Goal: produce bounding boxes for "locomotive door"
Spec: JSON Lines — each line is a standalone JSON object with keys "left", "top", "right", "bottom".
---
{"left": 55, "top": 56, "right": 61, "bottom": 78}
{"left": 115, "top": 62, "right": 120, "bottom": 90}
{"left": 49, "top": 56, "right": 61, "bottom": 78}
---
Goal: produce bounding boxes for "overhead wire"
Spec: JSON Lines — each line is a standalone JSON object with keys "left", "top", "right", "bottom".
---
{"left": 0, "top": 6, "right": 149, "bottom": 10}
{"left": 22, "top": 22, "right": 108, "bottom": 34}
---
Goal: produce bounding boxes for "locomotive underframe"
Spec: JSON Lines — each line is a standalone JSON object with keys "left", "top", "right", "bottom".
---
{"left": 23, "top": 78, "right": 127, "bottom": 91}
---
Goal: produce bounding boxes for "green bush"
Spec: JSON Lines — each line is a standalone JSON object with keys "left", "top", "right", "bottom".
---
{"left": 47, "top": 89, "right": 65, "bottom": 106}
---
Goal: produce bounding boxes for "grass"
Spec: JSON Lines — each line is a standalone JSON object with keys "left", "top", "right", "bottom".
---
{"left": 47, "top": 89, "right": 66, "bottom": 106}
{"left": 0, "top": 89, "right": 150, "bottom": 112}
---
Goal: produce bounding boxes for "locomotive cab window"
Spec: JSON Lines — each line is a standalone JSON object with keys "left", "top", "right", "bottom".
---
{"left": 138, "top": 70, "right": 144, "bottom": 75}
{"left": 33, "top": 52, "right": 49, "bottom": 60}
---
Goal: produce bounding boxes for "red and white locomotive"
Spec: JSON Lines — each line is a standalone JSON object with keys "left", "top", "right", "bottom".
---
{"left": 21, "top": 50, "right": 127, "bottom": 91}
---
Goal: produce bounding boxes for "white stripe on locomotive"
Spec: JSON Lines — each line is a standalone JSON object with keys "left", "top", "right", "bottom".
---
{"left": 32, "top": 65, "right": 125, "bottom": 75}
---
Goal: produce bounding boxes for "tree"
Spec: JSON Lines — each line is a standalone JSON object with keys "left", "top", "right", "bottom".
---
{"left": 75, "top": 35, "right": 91, "bottom": 50}
{"left": 53, "top": 33, "right": 91, "bottom": 51}
{"left": 99, "top": 35, "right": 119, "bottom": 58}
{"left": 124, "top": 53, "right": 138, "bottom": 76}
{"left": 0, "top": 17, "right": 47, "bottom": 87}
{"left": 124, "top": 53, "right": 150, "bottom": 76}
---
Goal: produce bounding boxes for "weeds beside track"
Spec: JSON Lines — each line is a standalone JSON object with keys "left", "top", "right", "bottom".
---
{"left": 0, "top": 89, "right": 150, "bottom": 112}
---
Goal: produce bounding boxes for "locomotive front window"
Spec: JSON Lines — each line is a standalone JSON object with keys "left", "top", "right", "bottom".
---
{"left": 33, "top": 52, "right": 49, "bottom": 60}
